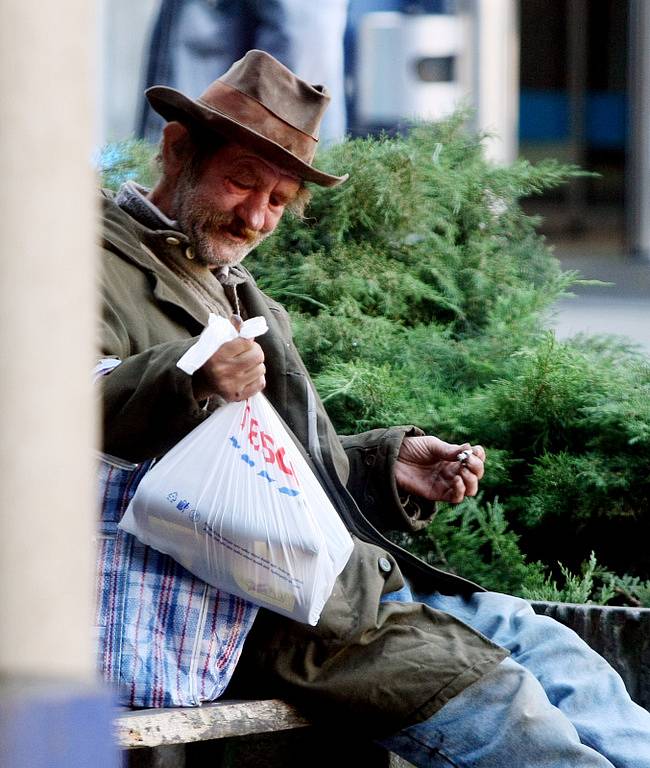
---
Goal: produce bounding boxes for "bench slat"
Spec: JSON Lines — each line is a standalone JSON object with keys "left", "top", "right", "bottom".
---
{"left": 116, "top": 699, "right": 310, "bottom": 749}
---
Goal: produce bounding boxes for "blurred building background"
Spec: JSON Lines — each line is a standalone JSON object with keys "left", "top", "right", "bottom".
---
{"left": 100, "top": 0, "right": 650, "bottom": 350}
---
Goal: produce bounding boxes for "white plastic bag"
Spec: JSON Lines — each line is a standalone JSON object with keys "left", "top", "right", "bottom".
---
{"left": 119, "top": 315, "right": 353, "bottom": 625}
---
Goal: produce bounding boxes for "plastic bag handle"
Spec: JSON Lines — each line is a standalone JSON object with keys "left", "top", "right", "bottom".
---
{"left": 177, "top": 314, "right": 269, "bottom": 374}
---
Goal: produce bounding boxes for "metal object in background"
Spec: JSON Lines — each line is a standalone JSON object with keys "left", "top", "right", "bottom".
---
{"left": 356, "top": 12, "right": 469, "bottom": 128}
{"left": 566, "top": 0, "right": 588, "bottom": 232}
{"left": 354, "top": 4, "right": 519, "bottom": 164}
{"left": 627, "top": 0, "right": 650, "bottom": 259}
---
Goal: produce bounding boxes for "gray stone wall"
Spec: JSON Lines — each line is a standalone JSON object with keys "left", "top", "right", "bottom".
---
{"left": 531, "top": 601, "right": 650, "bottom": 710}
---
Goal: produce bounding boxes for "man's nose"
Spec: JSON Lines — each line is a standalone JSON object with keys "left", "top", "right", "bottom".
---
{"left": 234, "top": 192, "right": 267, "bottom": 232}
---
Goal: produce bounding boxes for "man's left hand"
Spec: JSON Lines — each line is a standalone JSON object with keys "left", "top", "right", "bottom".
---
{"left": 394, "top": 436, "right": 485, "bottom": 503}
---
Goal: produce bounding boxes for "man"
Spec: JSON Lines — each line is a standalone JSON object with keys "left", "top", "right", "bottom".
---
{"left": 97, "top": 50, "right": 650, "bottom": 766}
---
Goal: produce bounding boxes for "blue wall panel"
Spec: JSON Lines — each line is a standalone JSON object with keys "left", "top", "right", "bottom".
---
{"left": 519, "top": 90, "right": 569, "bottom": 141}
{"left": 520, "top": 89, "right": 627, "bottom": 149}
{"left": 0, "top": 683, "right": 119, "bottom": 768}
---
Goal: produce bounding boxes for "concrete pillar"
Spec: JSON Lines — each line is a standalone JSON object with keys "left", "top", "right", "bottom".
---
{"left": 627, "top": 0, "right": 650, "bottom": 258}
{"left": 0, "top": 1, "right": 116, "bottom": 765}
{"left": 469, "top": 0, "right": 520, "bottom": 165}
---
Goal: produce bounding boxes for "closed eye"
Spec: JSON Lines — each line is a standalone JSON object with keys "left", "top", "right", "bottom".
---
{"left": 226, "top": 176, "right": 254, "bottom": 192}
{"left": 270, "top": 195, "right": 290, "bottom": 207}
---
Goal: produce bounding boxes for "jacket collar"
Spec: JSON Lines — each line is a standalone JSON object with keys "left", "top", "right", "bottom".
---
{"left": 115, "top": 180, "right": 178, "bottom": 231}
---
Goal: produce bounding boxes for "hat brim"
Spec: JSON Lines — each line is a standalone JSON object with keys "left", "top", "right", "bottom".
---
{"left": 146, "top": 86, "right": 348, "bottom": 188}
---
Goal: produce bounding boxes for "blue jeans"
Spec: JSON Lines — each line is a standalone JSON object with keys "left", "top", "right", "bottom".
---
{"left": 378, "top": 585, "right": 650, "bottom": 767}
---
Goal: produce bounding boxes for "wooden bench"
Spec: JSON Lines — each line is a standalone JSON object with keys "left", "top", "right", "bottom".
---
{"left": 116, "top": 698, "right": 415, "bottom": 767}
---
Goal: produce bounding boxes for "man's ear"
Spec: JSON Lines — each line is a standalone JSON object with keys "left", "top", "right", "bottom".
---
{"left": 160, "top": 121, "right": 190, "bottom": 178}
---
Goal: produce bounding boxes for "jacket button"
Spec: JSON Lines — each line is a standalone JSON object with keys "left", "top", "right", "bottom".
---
{"left": 378, "top": 557, "right": 392, "bottom": 574}
{"left": 185, "top": 247, "right": 195, "bottom": 260}
{"left": 165, "top": 236, "right": 180, "bottom": 245}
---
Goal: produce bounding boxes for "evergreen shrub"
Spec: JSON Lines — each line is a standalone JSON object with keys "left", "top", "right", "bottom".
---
{"left": 100, "top": 120, "right": 650, "bottom": 606}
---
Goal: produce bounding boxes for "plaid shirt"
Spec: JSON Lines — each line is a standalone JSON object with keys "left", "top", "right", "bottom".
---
{"left": 95, "top": 453, "right": 258, "bottom": 707}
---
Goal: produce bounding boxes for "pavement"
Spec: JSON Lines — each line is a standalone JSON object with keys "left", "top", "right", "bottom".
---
{"left": 548, "top": 235, "right": 650, "bottom": 355}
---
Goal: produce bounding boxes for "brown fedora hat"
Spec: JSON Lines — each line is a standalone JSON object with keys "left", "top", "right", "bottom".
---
{"left": 146, "top": 49, "right": 348, "bottom": 188}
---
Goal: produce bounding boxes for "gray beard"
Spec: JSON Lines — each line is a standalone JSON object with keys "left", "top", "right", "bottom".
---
{"left": 186, "top": 220, "right": 268, "bottom": 268}
{"left": 173, "top": 187, "right": 264, "bottom": 268}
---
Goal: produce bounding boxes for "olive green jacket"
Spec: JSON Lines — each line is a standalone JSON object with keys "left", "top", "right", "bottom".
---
{"left": 99, "top": 192, "right": 507, "bottom": 737}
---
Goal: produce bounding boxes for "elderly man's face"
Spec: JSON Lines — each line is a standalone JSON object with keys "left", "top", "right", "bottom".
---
{"left": 172, "top": 143, "right": 301, "bottom": 268}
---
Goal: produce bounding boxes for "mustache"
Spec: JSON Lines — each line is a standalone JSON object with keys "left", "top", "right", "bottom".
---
{"left": 203, "top": 212, "right": 259, "bottom": 244}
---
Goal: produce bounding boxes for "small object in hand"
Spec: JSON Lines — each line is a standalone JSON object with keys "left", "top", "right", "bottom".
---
{"left": 456, "top": 448, "right": 473, "bottom": 465}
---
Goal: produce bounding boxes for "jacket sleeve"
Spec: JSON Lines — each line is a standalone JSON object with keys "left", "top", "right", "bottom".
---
{"left": 340, "top": 427, "right": 436, "bottom": 533}
{"left": 98, "top": 246, "right": 224, "bottom": 462}
{"left": 99, "top": 340, "right": 220, "bottom": 462}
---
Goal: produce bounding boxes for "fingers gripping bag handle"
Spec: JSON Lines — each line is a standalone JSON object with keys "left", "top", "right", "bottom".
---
{"left": 119, "top": 315, "right": 353, "bottom": 625}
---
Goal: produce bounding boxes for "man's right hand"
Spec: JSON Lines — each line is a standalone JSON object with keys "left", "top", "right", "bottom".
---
{"left": 192, "top": 337, "right": 266, "bottom": 402}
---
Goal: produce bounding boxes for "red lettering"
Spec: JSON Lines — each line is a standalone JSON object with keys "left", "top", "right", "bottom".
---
{"left": 248, "top": 418, "right": 260, "bottom": 450}
{"left": 276, "top": 446, "right": 294, "bottom": 477}
{"left": 260, "top": 432, "right": 275, "bottom": 464}
{"left": 240, "top": 403, "right": 251, "bottom": 430}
